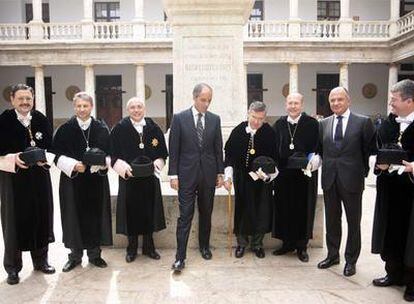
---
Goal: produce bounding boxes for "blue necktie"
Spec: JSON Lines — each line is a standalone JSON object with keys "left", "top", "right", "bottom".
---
{"left": 334, "top": 115, "right": 343, "bottom": 148}
{"left": 196, "top": 113, "right": 203, "bottom": 147}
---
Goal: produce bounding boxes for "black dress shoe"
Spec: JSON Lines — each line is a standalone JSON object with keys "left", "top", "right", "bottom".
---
{"left": 317, "top": 256, "right": 340, "bottom": 269}
{"left": 171, "top": 259, "right": 185, "bottom": 273}
{"left": 89, "top": 257, "right": 107, "bottom": 268}
{"left": 143, "top": 250, "right": 161, "bottom": 260}
{"left": 252, "top": 248, "right": 265, "bottom": 258}
{"left": 235, "top": 246, "right": 245, "bottom": 258}
{"left": 6, "top": 272, "right": 19, "bottom": 285}
{"left": 404, "top": 286, "right": 414, "bottom": 302}
{"left": 62, "top": 260, "right": 81, "bottom": 272}
{"left": 125, "top": 253, "right": 137, "bottom": 263}
{"left": 297, "top": 250, "right": 309, "bottom": 263}
{"left": 200, "top": 248, "right": 212, "bottom": 260}
{"left": 373, "top": 275, "right": 403, "bottom": 287}
{"left": 34, "top": 264, "right": 56, "bottom": 274}
{"left": 272, "top": 246, "right": 295, "bottom": 256}
{"left": 343, "top": 263, "right": 356, "bottom": 277}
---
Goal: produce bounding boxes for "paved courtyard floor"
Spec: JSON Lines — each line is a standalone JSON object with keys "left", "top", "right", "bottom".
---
{"left": 0, "top": 170, "right": 409, "bottom": 303}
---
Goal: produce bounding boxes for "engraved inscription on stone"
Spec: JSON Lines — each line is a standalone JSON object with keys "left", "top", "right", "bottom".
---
{"left": 182, "top": 36, "right": 235, "bottom": 122}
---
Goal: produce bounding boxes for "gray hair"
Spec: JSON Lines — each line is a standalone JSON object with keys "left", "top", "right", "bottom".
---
{"left": 192, "top": 83, "right": 213, "bottom": 99}
{"left": 248, "top": 101, "right": 267, "bottom": 113}
{"left": 329, "top": 86, "right": 350, "bottom": 101}
{"left": 126, "top": 97, "right": 145, "bottom": 108}
{"left": 391, "top": 79, "right": 414, "bottom": 100}
{"left": 73, "top": 92, "right": 93, "bottom": 105}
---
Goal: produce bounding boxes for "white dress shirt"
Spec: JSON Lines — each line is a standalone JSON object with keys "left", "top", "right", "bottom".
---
{"left": 130, "top": 117, "right": 146, "bottom": 134}
{"left": 191, "top": 106, "right": 205, "bottom": 128}
{"left": 76, "top": 117, "right": 92, "bottom": 130}
{"left": 332, "top": 108, "right": 350, "bottom": 140}
{"left": 287, "top": 113, "right": 302, "bottom": 124}
{"left": 396, "top": 111, "right": 414, "bottom": 133}
{"left": 15, "top": 109, "right": 32, "bottom": 128}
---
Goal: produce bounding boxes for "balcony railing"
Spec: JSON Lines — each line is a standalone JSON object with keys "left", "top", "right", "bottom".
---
{"left": 94, "top": 22, "right": 133, "bottom": 40}
{"left": 397, "top": 10, "right": 414, "bottom": 36}
{"left": 0, "top": 23, "right": 29, "bottom": 40}
{"left": 300, "top": 21, "right": 340, "bottom": 38}
{"left": 352, "top": 21, "right": 390, "bottom": 38}
{"left": 0, "top": 14, "right": 413, "bottom": 43}
{"left": 247, "top": 21, "right": 289, "bottom": 38}
{"left": 43, "top": 23, "right": 82, "bottom": 40}
{"left": 145, "top": 21, "right": 172, "bottom": 39}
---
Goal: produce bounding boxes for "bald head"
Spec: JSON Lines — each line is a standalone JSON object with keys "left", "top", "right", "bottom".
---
{"left": 285, "top": 92, "right": 304, "bottom": 119}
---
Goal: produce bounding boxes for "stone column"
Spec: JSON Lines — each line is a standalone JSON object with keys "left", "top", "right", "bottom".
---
{"left": 84, "top": 64, "right": 97, "bottom": 117}
{"left": 288, "top": 0, "right": 300, "bottom": 38}
{"left": 34, "top": 65, "right": 46, "bottom": 115}
{"left": 135, "top": 64, "right": 146, "bottom": 102}
{"left": 82, "top": 0, "right": 94, "bottom": 40}
{"left": 32, "top": 0, "right": 43, "bottom": 22}
{"left": 289, "top": 63, "right": 299, "bottom": 94}
{"left": 339, "top": 63, "right": 349, "bottom": 90}
{"left": 164, "top": 0, "right": 255, "bottom": 136}
{"left": 29, "top": 0, "right": 44, "bottom": 41}
{"left": 339, "top": 0, "right": 352, "bottom": 39}
{"left": 389, "top": 0, "right": 400, "bottom": 37}
{"left": 388, "top": 63, "right": 399, "bottom": 113}
{"left": 133, "top": 0, "right": 145, "bottom": 39}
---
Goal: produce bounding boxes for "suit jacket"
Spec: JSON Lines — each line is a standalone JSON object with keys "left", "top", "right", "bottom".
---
{"left": 168, "top": 108, "right": 224, "bottom": 188}
{"left": 319, "top": 112, "right": 376, "bottom": 193}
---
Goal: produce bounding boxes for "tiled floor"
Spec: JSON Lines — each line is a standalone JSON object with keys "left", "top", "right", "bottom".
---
{"left": 0, "top": 171, "right": 408, "bottom": 303}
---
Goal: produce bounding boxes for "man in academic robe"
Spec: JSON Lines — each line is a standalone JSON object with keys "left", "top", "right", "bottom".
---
{"left": 317, "top": 87, "right": 376, "bottom": 277}
{"left": 224, "top": 101, "right": 277, "bottom": 259}
{"left": 168, "top": 83, "right": 224, "bottom": 272}
{"left": 372, "top": 79, "right": 414, "bottom": 302}
{"left": 52, "top": 92, "right": 112, "bottom": 272}
{"left": 0, "top": 84, "right": 55, "bottom": 285}
{"left": 110, "top": 97, "right": 168, "bottom": 263}
{"left": 272, "top": 93, "right": 319, "bottom": 262}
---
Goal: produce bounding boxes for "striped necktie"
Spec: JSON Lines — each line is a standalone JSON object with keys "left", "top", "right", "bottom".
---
{"left": 196, "top": 112, "right": 203, "bottom": 147}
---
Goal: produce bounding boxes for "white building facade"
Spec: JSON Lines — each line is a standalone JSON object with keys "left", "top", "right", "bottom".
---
{"left": 0, "top": 0, "right": 413, "bottom": 130}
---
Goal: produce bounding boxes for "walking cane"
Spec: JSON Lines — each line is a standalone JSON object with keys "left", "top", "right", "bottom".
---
{"left": 227, "top": 183, "right": 233, "bottom": 257}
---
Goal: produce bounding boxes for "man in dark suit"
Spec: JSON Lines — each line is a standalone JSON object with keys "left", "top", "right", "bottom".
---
{"left": 168, "top": 83, "right": 224, "bottom": 272}
{"left": 317, "top": 87, "right": 376, "bottom": 277}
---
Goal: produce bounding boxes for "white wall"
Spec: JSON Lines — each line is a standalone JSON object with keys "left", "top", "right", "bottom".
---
{"left": 0, "top": 63, "right": 172, "bottom": 119}
{"left": 248, "top": 62, "right": 389, "bottom": 117}
{"left": 0, "top": 0, "right": 394, "bottom": 23}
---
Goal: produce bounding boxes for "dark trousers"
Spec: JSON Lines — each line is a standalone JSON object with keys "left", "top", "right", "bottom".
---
{"left": 176, "top": 173, "right": 215, "bottom": 260}
{"left": 127, "top": 234, "right": 155, "bottom": 255}
{"left": 385, "top": 259, "right": 414, "bottom": 287}
{"left": 281, "top": 239, "right": 308, "bottom": 251}
{"left": 237, "top": 234, "right": 264, "bottom": 249}
{"left": 323, "top": 178, "right": 362, "bottom": 265}
{"left": 68, "top": 247, "right": 101, "bottom": 262}
{"left": 4, "top": 245, "right": 48, "bottom": 274}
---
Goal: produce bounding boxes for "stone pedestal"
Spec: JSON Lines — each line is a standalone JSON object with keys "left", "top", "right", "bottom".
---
{"left": 110, "top": 178, "right": 324, "bottom": 250}
{"left": 164, "top": 0, "right": 254, "bottom": 137}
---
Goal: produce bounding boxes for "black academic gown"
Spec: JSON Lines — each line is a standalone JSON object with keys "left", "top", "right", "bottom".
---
{"left": 52, "top": 116, "right": 112, "bottom": 249}
{"left": 0, "top": 109, "right": 54, "bottom": 251}
{"left": 272, "top": 114, "right": 319, "bottom": 242}
{"left": 110, "top": 117, "right": 168, "bottom": 235}
{"left": 224, "top": 122, "right": 277, "bottom": 235}
{"left": 372, "top": 114, "right": 414, "bottom": 267}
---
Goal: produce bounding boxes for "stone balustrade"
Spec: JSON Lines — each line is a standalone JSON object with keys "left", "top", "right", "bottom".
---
{"left": 42, "top": 22, "right": 82, "bottom": 40}
{"left": 397, "top": 10, "right": 414, "bottom": 35}
{"left": 0, "top": 23, "right": 29, "bottom": 41}
{"left": 0, "top": 14, "right": 413, "bottom": 43}
{"left": 352, "top": 21, "right": 390, "bottom": 38}
{"left": 247, "top": 21, "right": 289, "bottom": 39}
{"left": 145, "top": 21, "right": 172, "bottom": 39}
{"left": 300, "top": 21, "right": 340, "bottom": 38}
{"left": 94, "top": 22, "right": 134, "bottom": 40}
